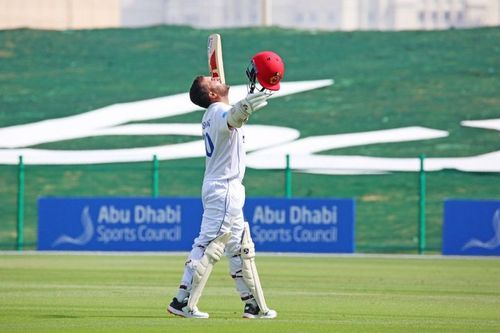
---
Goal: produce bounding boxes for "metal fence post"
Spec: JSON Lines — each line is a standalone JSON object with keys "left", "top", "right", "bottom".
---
{"left": 152, "top": 155, "right": 159, "bottom": 197}
{"left": 285, "top": 154, "right": 292, "bottom": 198}
{"left": 418, "top": 154, "right": 426, "bottom": 254}
{"left": 16, "top": 155, "right": 25, "bottom": 251}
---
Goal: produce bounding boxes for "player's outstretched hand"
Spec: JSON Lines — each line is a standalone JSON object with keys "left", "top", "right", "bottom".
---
{"left": 234, "top": 92, "right": 268, "bottom": 117}
{"left": 228, "top": 92, "right": 269, "bottom": 128}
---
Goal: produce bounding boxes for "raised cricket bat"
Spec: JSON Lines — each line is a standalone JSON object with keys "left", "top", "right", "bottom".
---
{"left": 207, "top": 33, "right": 225, "bottom": 84}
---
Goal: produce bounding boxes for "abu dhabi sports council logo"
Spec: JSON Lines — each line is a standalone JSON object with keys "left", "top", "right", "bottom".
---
{"left": 462, "top": 209, "right": 500, "bottom": 251}
{"left": 37, "top": 198, "right": 193, "bottom": 251}
{"left": 52, "top": 206, "right": 94, "bottom": 247}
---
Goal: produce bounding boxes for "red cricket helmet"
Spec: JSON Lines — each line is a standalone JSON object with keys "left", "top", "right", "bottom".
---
{"left": 246, "top": 51, "right": 285, "bottom": 92}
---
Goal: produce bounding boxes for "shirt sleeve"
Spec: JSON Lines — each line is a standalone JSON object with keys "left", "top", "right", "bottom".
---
{"left": 211, "top": 103, "right": 232, "bottom": 133}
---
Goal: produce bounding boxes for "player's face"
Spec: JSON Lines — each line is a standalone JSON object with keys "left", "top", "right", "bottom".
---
{"left": 204, "top": 76, "right": 229, "bottom": 98}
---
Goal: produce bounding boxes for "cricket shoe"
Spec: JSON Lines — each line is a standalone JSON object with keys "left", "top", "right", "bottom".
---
{"left": 167, "top": 297, "right": 209, "bottom": 319}
{"left": 242, "top": 303, "right": 277, "bottom": 319}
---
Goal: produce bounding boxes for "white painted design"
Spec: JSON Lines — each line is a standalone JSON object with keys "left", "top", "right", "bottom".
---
{"left": 0, "top": 79, "right": 499, "bottom": 174}
{"left": 461, "top": 118, "right": 500, "bottom": 132}
{"left": 247, "top": 126, "right": 448, "bottom": 173}
{"left": 0, "top": 80, "right": 332, "bottom": 148}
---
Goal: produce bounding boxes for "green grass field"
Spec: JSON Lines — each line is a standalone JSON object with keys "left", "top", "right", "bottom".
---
{"left": 1, "top": 27, "right": 499, "bottom": 251}
{"left": 1, "top": 253, "right": 499, "bottom": 333}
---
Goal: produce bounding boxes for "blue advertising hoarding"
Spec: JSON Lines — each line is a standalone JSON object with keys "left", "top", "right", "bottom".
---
{"left": 38, "top": 197, "right": 355, "bottom": 253}
{"left": 37, "top": 197, "right": 202, "bottom": 251}
{"left": 443, "top": 199, "right": 500, "bottom": 256}
{"left": 243, "top": 198, "right": 355, "bottom": 253}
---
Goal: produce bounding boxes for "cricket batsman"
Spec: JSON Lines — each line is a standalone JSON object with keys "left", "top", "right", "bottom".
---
{"left": 167, "top": 51, "right": 285, "bottom": 319}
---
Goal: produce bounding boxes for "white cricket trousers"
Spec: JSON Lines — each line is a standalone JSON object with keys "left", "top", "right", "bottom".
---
{"left": 180, "top": 178, "right": 253, "bottom": 299}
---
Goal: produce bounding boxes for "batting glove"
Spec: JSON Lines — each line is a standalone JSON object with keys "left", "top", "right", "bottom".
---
{"left": 228, "top": 92, "right": 269, "bottom": 128}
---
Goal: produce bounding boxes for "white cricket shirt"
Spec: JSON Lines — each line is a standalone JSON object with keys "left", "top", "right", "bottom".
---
{"left": 201, "top": 102, "right": 246, "bottom": 182}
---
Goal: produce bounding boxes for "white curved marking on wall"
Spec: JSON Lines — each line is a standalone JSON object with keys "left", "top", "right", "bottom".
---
{"left": 0, "top": 80, "right": 321, "bottom": 164}
{"left": 0, "top": 80, "right": 332, "bottom": 148}
{"left": 0, "top": 125, "right": 300, "bottom": 165}
{"left": 1, "top": 79, "right": 499, "bottom": 174}
{"left": 246, "top": 126, "right": 500, "bottom": 174}
{"left": 461, "top": 118, "right": 500, "bottom": 132}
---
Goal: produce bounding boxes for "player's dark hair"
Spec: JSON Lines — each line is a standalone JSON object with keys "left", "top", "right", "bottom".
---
{"left": 189, "top": 76, "right": 211, "bottom": 108}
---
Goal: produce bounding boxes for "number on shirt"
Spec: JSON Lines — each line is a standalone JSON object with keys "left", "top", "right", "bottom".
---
{"left": 204, "top": 133, "right": 214, "bottom": 157}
